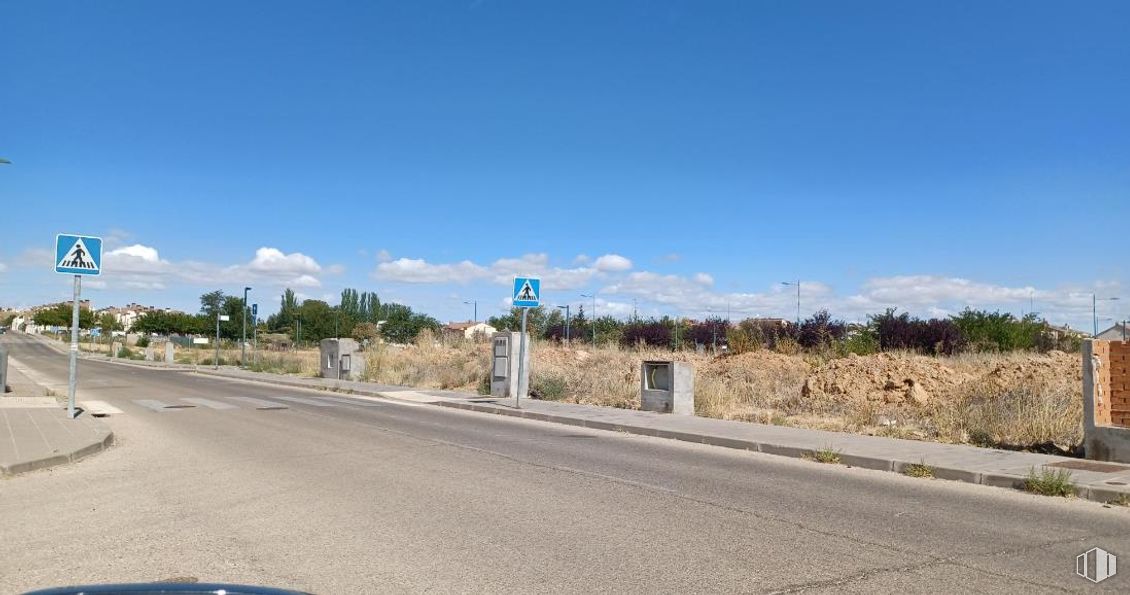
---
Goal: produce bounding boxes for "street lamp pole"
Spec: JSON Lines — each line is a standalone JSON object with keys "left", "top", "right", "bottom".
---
{"left": 241, "top": 286, "right": 251, "bottom": 366}
{"left": 581, "top": 294, "right": 596, "bottom": 345}
{"left": 782, "top": 281, "right": 800, "bottom": 327}
{"left": 464, "top": 300, "right": 478, "bottom": 322}
{"left": 1093, "top": 295, "right": 1120, "bottom": 337}
{"left": 556, "top": 304, "right": 570, "bottom": 343}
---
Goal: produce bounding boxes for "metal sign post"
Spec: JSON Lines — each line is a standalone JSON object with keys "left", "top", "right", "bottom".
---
{"left": 54, "top": 234, "right": 102, "bottom": 419}
{"left": 512, "top": 277, "right": 541, "bottom": 409}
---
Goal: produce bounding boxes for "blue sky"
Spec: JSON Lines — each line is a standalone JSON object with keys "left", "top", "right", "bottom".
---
{"left": 1, "top": 1, "right": 1127, "bottom": 330}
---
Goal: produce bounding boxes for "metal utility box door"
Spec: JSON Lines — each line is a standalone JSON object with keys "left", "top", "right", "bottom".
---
{"left": 640, "top": 360, "right": 694, "bottom": 415}
{"left": 490, "top": 332, "right": 528, "bottom": 399}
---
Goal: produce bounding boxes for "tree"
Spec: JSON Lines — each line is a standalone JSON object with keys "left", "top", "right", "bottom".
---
{"left": 199, "top": 290, "right": 225, "bottom": 318}
{"left": 489, "top": 306, "right": 550, "bottom": 337}
{"left": 33, "top": 304, "right": 94, "bottom": 329}
{"left": 351, "top": 322, "right": 380, "bottom": 344}
{"left": 98, "top": 312, "right": 123, "bottom": 332}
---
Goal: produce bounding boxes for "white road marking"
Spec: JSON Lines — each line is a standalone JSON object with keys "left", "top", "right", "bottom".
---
{"left": 132, "top": 399, "right": 177, "bottom": 412}
{"left": 227, "top": 396, "right": 289, "bottom": 409}
{"left": 317, "top": 395, "right": 386, "bottom": 407}
{"left": 272, "top": 395, "right": 337, "bottom": 407}
{"left": 80, "top": 400, "right": 124, "bottom": 415}
{"left": 181, "top": 397, "right": 237, "bottom": 410}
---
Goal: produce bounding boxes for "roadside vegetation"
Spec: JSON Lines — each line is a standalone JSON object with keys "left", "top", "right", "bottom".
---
{"left": 1024, "top": 467, "right": 1077, "bottom": 497}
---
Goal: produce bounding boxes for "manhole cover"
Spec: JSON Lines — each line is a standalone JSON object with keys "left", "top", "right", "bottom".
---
{"left": 1047, "top": 460, "right": 1130, "bottom": 473}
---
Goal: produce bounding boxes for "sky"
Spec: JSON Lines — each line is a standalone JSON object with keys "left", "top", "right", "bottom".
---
{"left": 1, "top": 1, "right": 1128, "bottom": 331}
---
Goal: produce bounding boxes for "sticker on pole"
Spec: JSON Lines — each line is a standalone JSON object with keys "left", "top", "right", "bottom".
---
{"left": 55, "top": 234, "right": 102, "bottom": 276}
{"left": 513, "top": 277, "right": 541, "bottom": 308}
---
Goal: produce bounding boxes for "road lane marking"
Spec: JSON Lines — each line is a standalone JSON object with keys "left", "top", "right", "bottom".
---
{"left": 181, "top": 397, "right": 237, "bottom": 410}
{"left": 132, "top": 399, "right": 180, "bottom": 412}
{"left": 317, "top": 395, "right": 386, "bottom": 407}
{"left": 80, "top": 400, "right": 123, "bottom": 416}
{"left": 227, "top": 396, "right": 289, "bottom": 410}
{"left": 272, "top": 395, "right": 337, "bottom": 407}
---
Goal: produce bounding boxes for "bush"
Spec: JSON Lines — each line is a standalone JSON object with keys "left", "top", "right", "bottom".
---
{"left": 685, "top": 317, "right": 729, "bottom": 348}
{"left": 837, "top": 327, "right": 879, "bottom": 356}
{"left": 136, "top": 336, "right": 150, "bottom": 348}
{"left": 870, "top": 309, "right": 964, "bottom": 355}
{"left": 1024, "top": 467, "right": 1076, "bottom": 497}
{"left": 620, "top": 321, "right": 672, "bottom": 348}
{"left": 531, "top": 374, "right": 568, "bottom": 400}
{"left": 797, "top": 310, "right": 846, "bottom": 351}
{"left": 117, "top": 346, "right": 134, "bottom": 359}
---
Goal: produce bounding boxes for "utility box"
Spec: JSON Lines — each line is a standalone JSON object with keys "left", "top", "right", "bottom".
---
{"left": 320, "top": 338, "right": 365, "bottom": 381}
{"left": 640, "top": 361, "right": 694, "bottom": 415}
{"left": 490, "top": 332, "right": 529, "bottom": 399}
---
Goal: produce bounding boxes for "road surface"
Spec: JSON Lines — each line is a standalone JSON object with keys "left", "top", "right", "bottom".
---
{"left": 1, "top": 332, "right": 1128, "bottom": 593}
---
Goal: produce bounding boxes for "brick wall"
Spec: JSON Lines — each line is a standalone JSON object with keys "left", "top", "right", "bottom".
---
{"left": 1112, "top": 341, "right": 1130, "bottom": 428}
{"left": 1093, "top": 341, "right": 1112, "bottom": 427}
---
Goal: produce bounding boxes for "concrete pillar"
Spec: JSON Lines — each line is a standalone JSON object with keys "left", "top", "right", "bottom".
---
{"left": 144, "top": 345, "right": 154, "bottom": 361}
{"left": 0, "top": 347, "right": 8, "bottom": 393}
{"left": 110, "top": 342, "right": 119, "bottom": 358}
{"left": 165, "top": 342, "right": 175, "bottom": 364}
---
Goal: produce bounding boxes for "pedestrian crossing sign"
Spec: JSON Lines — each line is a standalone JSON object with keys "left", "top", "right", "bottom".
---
{"left": 55, "top": 234, "right": 102, "bottom": 276}
{"left": 513, "top": 277, "right": 541, "bottom": 308}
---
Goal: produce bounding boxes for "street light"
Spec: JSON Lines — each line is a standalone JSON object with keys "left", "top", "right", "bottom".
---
{"left": 241, "top": 286, "right": 251, "bottom": 366}
{"left": 1093, "top": 295, "right": 1120, "bottom": 337}
{"left": 463, "top": 300, "right": 478, "bottom": 322}
{"left": 556, "top": 304, "right": 571, "bottom": 343}
{"left": 581, "top": 293, "right": 596, "bottom": 345}
{"left": 781, "top": 281, "right": 801, "bottom": 327}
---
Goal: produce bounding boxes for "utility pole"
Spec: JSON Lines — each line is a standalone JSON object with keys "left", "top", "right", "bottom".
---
{"left": 556, "top": 304, "right": 571, "bottom": 343}
{"left": 782, "top": 280, "right": 801, "bottom": 327}
{"left": 464, "top": 300, "right": 478, "bottom": 322}
{"left": 581, "top": 293, "right": 596, "bottom": 345}
{"left": 241, "top": 286, "right": 251, "bottom": 366}
{"left": 66, "top": 275, "right": 80, "bottom": 419}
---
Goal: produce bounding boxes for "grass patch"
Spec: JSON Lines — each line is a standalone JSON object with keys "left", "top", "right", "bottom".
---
{"left": 805, "top": 446, "right": 842, "bottom": 464}
{"left": 531, "top": 374, "right": 568, "bottom": 400}
{"left": 902, "top": 461, "right": 935, "bottom": 478}
{"left": 1024, "top": 467, "right": 1076, "bottom": 497}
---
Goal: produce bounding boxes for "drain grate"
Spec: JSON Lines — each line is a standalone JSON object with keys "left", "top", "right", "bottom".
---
{"left": 1047, "top": 460, "right": 1130, "bottom": 473}
{"left": 163, "top": 404, "right": 197, "bottom": 409}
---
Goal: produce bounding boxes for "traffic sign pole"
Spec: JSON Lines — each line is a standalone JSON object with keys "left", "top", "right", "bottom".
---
{"left": 516, "top": 307, "right": 528, "bottom": 409}
{"left": 67, "top": 275, "right": 80, "bottom": 419}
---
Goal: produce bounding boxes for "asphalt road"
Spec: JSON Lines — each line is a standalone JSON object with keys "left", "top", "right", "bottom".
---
{"left": 2, "top": 332, "right": 1129, "bottom": 594}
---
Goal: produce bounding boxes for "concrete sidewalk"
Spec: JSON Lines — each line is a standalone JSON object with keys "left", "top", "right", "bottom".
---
{"left": 0, "top": 355, "right": 114, "bottom": 477}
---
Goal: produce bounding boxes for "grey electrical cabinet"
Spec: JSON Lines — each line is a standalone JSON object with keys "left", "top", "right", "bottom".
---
{"left": 320, "top": 338, "right": 365, "bottom": 381}
{"left": 490, "top": 331, "right": 528, "bottom": 399}
{"left": 640, "top": 360, "right": 694, "bottom": 415}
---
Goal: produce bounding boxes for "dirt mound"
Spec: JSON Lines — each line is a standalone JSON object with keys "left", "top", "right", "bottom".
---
{"left": 974, "top": 350, "right": 1081, "bottom": 393}
{"left": 802, "top": 352, "right": 973, "bottom": 405}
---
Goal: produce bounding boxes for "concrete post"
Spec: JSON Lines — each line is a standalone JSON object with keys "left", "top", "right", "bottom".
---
{"left": 0, "top": 347, "right": 8, "bottom": 393}
{"left": 165, "top": 342, "right": 175, "bottom": 364}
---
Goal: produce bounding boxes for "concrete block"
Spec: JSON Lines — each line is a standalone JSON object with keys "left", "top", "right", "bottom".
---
{"left": 165, "top": 342, "right": 175, "bottom": 364}
{"left": 640, "top": 361, "right": 694, "bottom": 415}
{"left": 0, "top": 347, "right": 7, "bottom": 393}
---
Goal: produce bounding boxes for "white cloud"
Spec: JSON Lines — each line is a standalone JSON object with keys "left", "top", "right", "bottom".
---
{"left": 374, "top": 258, "right": 488, "bottom": 284}
{"left": 0, "top": 262, "right": 7, "bottom": 273}
{"left": 572, "top": 254, "right": 591, "bottom": 265}
{"left": 246, "top": 247, "right": 321, "bottom": 276}
{"left": 105, "top": 244, "right": 170, "bottom": 274}
{"left": 693, "top": 272, "right": 714, "bottom": 286}
{"left": 593, "top": 254, "right": 633, "bottom": 272}
{"left": 376, "top": 249, "right": 392, "bottom": 263}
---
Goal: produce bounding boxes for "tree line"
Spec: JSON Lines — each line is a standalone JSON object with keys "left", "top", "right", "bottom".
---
{"left": 127, "top": 287, "right": 439, "bottom": 345}
{"left": 490, "top": 306, "right": 1082, "bottom": 355}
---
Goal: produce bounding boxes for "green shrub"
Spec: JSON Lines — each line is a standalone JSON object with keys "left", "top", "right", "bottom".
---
{"left": 117, "top": 346, "right": 134, "bottom": 359}
{"left": 805, "top": 446, "right": 842, "bottom": 464}
{"left": 1024, "top": 467, "right": 1076, "bottom": 497}
{"left": 902, "top": 462, "right": 935, "bottom": 478}
{"left": 136, "top": 336, "right": 150, "bottom": 348}
{"left": 531, "top": 374, "right": 568, "bottom": 400}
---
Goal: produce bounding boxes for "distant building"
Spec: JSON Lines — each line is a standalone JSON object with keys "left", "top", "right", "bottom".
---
{"left": 95, "top": 302, "right": 180, "bottom": 331}
{"left": 442, "top": 321, "right": 497, "bottom": 341}
{"left": 1097, "top": 323, "right": 1129, "bottom": 342}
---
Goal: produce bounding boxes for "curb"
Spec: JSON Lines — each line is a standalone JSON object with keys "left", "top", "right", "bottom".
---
{"left": 1, "top": 429, "right": 114, "bottom": 477}
{"left": 433, "top": 401, "right": 1126, "bottom": 505}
